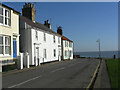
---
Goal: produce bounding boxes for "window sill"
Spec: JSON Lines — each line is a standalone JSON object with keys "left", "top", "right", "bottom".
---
{"left": 0, "top": 24, "right": 11, "bottom": 28}
{"left": 0, "top": 55, "right": 11, "bottom": 58}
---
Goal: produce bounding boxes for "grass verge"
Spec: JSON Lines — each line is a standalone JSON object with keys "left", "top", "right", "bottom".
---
{"left": 106, "top": 59, "right": 119, "bottom": 89}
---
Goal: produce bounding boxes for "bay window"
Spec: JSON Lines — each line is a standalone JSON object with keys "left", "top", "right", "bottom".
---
{"left": 0, "top": 35, "right": 11, "bottom": 56}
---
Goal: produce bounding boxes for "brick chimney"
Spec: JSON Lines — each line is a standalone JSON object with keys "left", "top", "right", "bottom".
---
{"left": 57, "top": 26, "right": 63, "bottom": 35}
{"left": 22, "top": 3, "right": 36, "bottom": 21}
{"left": 44, "top": 20, "right": 51, "bottom": 29}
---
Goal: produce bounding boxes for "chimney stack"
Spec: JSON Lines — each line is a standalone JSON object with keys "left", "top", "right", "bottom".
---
{"left": 44, "top": 20, "right": 51, "bottom": 29}
{"left": 57, "top": 26, "right": 63, "bottom": 35}
{"left": 22, "top": 3, "right": 36, "bottom": 21}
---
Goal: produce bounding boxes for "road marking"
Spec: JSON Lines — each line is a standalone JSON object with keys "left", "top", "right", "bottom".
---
{"left": 86, "top": 60, "right": 101, "bottom": 90}
{"left": 8, "top": 75, "right": 42, "bottom": 88}
{"left": 51, "top": 67, "right": 65, "bottom": 73}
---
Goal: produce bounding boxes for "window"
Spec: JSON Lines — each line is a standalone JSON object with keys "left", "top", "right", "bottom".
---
{"left": 65, "top": 41, "right": 68, "bottom": 47}
{"left": 0, "top": 35, "right": 11, "bottom": 56}
{"left": 5, "top": 36, "right": 11, "bottom": 54}
{"left": 0, "top": 7, "right": 11, "bottom": 26}
{"left": 69, "top": 51, "right": 72, "bottom": 57}
{"left": 0, "top": 7, "right": 3, "bottom": 24}
{"left": 53, "top": 35, "right": 55, "bottom": 43}
{"left": 54, "top": 49, "right": 56, "bottom": 57}
{"left": 65, "top": 50, "right": 67, "bottom": 56}
{"left": 0, "top": 36, "right": 3, "bottom": 54}
{"left": 69, "top": 42, "right": 72, "bottom": 47}
{"left": 58, "top": 37, "right": 60, "bottom": 44}
{"left": 43, "top": 49, "right": 47, "bottom": 58}
{"left": 35, "top": 31, "right": 38, "bottom": 40}
{"left": 44, "top": 33, "right": 46, "bottom": 41}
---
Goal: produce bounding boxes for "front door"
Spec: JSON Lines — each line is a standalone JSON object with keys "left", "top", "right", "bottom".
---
{"left": 13, "top": 37, "right": 17, "bottom": 58}
{"left": 36, "top": 47, "right": 39, "bottom": 65}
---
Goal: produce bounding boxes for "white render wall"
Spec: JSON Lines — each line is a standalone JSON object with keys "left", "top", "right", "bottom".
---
{"left": 31, "top": 28, "right": 61, "bottom": 65}
{"left": 63, "top": 40, "right": 73, "bottom": 60}
{"left": 20, "top": 22, "right": 61, "bottom": 66}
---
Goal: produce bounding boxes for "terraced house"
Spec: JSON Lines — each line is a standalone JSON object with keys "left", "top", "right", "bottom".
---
{"left": 20, "top": 3, "right": 62, "bottom": 66}
{"left": 57, "top": 27, "right": 73, "bottom": 60}
{"left": 0, "top": 4, "right": 20, "bottom": 66}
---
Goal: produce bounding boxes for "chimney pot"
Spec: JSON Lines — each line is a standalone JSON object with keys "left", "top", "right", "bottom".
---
{"left": 47, "top": 20, "right": 49, "bottom": 24}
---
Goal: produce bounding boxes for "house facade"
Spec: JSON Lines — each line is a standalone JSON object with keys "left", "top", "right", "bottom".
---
{"left": 57, "top": 26, "right": 73, "bottom": 60}
{"left": 20, "top": 3, "right": 62, "bottom": 66}
{"left": 0, "top": 4, "right": 20, "bottom": 66}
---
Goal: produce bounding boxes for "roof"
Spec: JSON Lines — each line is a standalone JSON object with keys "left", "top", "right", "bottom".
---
{"left": 20, "top": 16, "right": 61, "bottom": 37}
{"left": 0, "top": 3, "right": 20, "bottom": 14}
{"left": 57, "top": 33, "right": 73, "bottom": 42}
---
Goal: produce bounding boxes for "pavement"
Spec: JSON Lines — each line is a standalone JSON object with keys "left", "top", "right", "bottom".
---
{"left": 93, "top": 59, "right": 111, "bottom": 88}
{"left": 2, "top": 58, "right": 100, "bottom": 88}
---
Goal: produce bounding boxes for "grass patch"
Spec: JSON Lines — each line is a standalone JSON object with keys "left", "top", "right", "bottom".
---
{"left": 106, "top": 59, "right": 118, "bottom": 89}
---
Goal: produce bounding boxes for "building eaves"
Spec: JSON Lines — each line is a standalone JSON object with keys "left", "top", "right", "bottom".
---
{"left": 1, "top": 3, "right": 21, "bottom": 14}
{"left": 57, "top": 33, "right": 73, "bottom": 42}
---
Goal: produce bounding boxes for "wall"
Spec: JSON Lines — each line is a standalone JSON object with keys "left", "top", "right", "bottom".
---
{"left": 0, "top": 7, "right": 19, "bottom": 61}
{"left": 31, "top": 28, "right": 61, "bottom": 65}
{"left": 20, "top": 21, "right": 62, "bottom": 65}
{"left": 63, "top": 40, "right": 73, "bottom": 60}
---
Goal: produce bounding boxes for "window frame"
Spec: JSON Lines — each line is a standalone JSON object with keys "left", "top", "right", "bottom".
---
{"left": 53, "top": 35, "right": 55, "bottom": 43}
{"left": 58, "top": 37, "right": 60, "bottom": 44}
{"left": 0, "top": 6, "right": 11, "bottom": 27}
{"left": 43, "top": 33, "right": 46, "bottom": 42}
{"left": 0, "top": 35, "right": 11, "bottom": 57}
{"left": 43, "top": 49, "right": 47, "bottom": 58}
{"left": 54, "top": 49, "right": 56, "bottom": 57}
{"left": 0, "top": 6, "right": 3, "bottom": 25}
{"left": 35, "top": 30, "right": 38, "bottom": 40}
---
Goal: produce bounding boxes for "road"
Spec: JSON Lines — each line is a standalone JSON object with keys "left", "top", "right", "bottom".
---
{"left": 2, "top": 58, "right": 99, "bottom": 88}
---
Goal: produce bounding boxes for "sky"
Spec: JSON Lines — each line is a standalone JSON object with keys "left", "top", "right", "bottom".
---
{"left": 2, "top": 2, "right": 118, "bottom": 52}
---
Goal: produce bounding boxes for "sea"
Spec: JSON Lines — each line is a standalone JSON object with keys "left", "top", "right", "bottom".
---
{"left": 74, "top": 51, "right": 119, "bottom": 59}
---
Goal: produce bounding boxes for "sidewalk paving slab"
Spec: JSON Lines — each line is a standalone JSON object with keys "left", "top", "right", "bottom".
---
{"left": 93, "top": 59, "right": 111, "bottom": 89}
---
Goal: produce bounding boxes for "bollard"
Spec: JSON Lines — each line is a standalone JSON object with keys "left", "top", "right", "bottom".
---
{"left": 27, "top": 55, "right": 29, "bottom": 68}
{"left": 26, "top": 52, "right": 29, "bottom": 68}
{"left": 20, "top": 53, "right": 23, "bottom": 69}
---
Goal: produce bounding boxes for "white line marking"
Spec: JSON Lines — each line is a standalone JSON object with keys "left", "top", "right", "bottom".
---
{"left": 8, "top": 75, "right": 42, "bottom": 88}
{"left": 51, "top": 67, "right": 65, "bottom": 73}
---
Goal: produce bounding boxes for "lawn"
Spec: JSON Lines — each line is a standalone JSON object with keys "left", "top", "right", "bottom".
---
{"left": 106, "top": 59, "right": 119, "bottom": 89}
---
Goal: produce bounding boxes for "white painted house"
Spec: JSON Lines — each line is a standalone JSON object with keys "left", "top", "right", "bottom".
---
{"left": 57, "top": 26, "right": 73, "bottom": 60}
{"left": 19, "top": 3, "right": 61, "bottom": 66}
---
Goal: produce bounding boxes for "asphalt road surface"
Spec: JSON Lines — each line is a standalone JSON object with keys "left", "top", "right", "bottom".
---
{"left": 2, "top": 58, "right": 99, "bottom": 88}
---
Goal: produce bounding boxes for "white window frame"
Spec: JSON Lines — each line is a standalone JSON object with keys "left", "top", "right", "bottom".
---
{"left": 69, "top": 42, "right": 72, "bottom": 47}
{"left": 58, "top": 37, "right": 60, "bottom": 44}
{"left": 0, "top": 6, "right": 3, "bottom": 25}
{"left": 43, "top": 33, "right": 46, "bottom": 42}
{"left": 53, "top": 35, "right": 55, "bottom": 43}
{"left": 0, "top": 35, "right": 3, "bottom": 56}
{"left": 65, "top": 50, "right": 67, "bottom": 57}
{"left": 0, "top": 6, "right": 11, "bottom": 27}
{"left": 35, "top": 30, "right": 38, "bottom": 40}
{"left": 0, "top": 35, "right": 11, "bottom": 57}
{"left": 43, "top": 49, "right": 47, "bottom": 58}
{"left": 54, "top": 49, "right": 56, "bottom": 57}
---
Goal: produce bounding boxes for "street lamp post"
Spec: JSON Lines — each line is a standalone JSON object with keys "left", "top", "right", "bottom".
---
{"left": 96, "top": 39, "right": 101, "bottom": 58}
